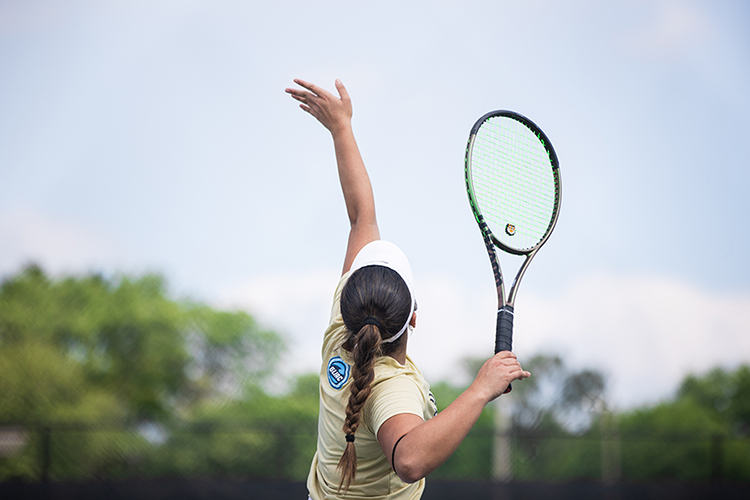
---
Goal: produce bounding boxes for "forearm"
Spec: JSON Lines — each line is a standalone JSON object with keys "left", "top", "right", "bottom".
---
{"left": 331, "top": 125, "right": 376, "bottom": 228}
{"left": 389, "top": 350, "right": 529, "bottom": 482}
{"left": 395, "top": 386, "right": 489, "bottom": 482}
{"left": 285, "top": 78, "right": 380, "bottom": 272}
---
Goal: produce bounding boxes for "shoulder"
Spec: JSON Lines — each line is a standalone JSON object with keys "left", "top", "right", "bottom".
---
{"left": 321, "top": 272, "right": 352, "bottom": 358}
{"left": 369, "top": 359, "right": 431, "bottom": 407}
{"left": 364, "top": 358, "right": 432, "bottom": 435}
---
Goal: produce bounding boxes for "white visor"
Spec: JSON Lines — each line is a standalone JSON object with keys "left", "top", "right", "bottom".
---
{"left": 349, "top": 240, "right": 415, "bottom": 343}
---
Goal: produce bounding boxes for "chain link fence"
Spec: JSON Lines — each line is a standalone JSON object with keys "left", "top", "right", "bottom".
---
{"left": 3, "top": 269, "right": 750, "bottom": 499}
{"left": 2, "top": 422, "right": 749, "bottom": 484}
{"left": 0, "top": 421, "right": 317, "bottom": 482}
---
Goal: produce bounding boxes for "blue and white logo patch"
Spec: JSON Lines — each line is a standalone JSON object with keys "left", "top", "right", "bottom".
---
{"left": 327, "top": 356, "right": 351, "bottom": 390}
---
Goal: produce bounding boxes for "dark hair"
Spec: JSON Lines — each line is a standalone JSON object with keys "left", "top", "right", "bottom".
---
{"left": 336, "top": 265, "right": 412, "bottom": 490}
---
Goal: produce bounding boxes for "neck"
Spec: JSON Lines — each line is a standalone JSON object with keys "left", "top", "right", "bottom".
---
{"left": 388, "top": 340, "right": 407, "bottom": 365}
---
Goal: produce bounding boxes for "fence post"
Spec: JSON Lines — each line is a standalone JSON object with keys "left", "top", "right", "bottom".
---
{"left": 40, "top": 425, "right": 51, "bottom": 483}
{"left": 600, "top": 410, "right": 621, "bottom": 485}
{"left": 492, "top": 397, "right": 513, "bottom": 483}
{"left": 39, "top": 425, "right": 51, "bottom": 500}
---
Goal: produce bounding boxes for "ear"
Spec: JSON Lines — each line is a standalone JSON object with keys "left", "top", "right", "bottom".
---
{"left": 409, "top": 312, "right": 417, "bottom": 328}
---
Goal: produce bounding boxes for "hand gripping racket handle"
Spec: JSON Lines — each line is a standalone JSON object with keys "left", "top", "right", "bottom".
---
{"left": 495, "top": 305, "right": 514, "bottom": 393}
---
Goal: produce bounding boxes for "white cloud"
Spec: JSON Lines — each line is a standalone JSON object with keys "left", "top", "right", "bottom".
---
{"left": 216, "top": 268, "right": 342, "bottom": 376}
{"left": 220, "top": 268, "right": 750, "bottom": 410}
{"left": 619, "top": 0, "right": 714, "bottom": 59}
{"left": 0, "top": 208, "right": 124, "bottom": 277}
{"left": 6, "top": 204, "right": 745, "bottom": 413}
{"left": 517, "top": 272, "right": 750, "bottom": 409}
{"left": 407, "top": 275, "right": 498, "bottom": 383}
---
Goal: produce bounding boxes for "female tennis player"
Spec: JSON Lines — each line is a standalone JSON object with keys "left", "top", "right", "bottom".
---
{"left": 285, "top": 78, "right": 531, "bottom": 500}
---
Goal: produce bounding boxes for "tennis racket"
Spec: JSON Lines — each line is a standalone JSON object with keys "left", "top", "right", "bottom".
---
{"left": 464, "top": 110, "right": 562, "bottom": 392}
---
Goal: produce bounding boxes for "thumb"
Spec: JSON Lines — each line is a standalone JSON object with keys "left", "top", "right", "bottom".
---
{"left": 335, "top": 79, "right": 350, "bottom": 101}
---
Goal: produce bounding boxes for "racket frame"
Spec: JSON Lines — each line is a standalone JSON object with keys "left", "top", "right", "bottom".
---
{"left": 464, "top": 110, "right": 562, "bottom": 358}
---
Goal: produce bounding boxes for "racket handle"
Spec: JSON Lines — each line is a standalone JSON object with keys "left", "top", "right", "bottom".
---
{"left": 495, "top": 305, "right": 514, "bottom": 353}
{"left": 495, "top": 305, "right": 514, "bottom": 393}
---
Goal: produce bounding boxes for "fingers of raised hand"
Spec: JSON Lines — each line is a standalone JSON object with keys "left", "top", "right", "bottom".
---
{"left": 293, "top": 79, "right": 337, "bottom": 104}
{"left": 285, "top": 87, "right": 314, "bottom": 103}
{"left": 293, "top": 78, "right": 322, "bottom": 95}
{"left": 285, "top": 88, "right": 318, "bottom": 116}
{"left": 335, "top": 79, "right": 350, "bottom": 102}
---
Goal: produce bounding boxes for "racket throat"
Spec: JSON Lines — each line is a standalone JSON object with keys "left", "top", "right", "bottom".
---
{"left": 478, "top": 217, "right": 507, "bottom": 300}
{"left": 497, "top": 305, "right": 514, "bottom": 316}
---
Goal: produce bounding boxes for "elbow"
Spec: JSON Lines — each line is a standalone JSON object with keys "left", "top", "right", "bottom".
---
{"left": 349, "top": 215, "right": 378, "bottom": 232}
{"left": 395, "top": 456, "right": 427, "bottom": 484}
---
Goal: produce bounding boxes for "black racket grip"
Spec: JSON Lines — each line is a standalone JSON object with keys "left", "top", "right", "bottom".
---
{"left": 495, "top": 305, "right": 514, "bottom": 353}
{"left": 495, "top": 305, "right": 514, "bottom": 393}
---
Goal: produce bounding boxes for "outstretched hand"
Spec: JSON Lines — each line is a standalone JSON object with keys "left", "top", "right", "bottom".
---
{"left": 285, "top": 78, "right": 352, "bottom": 134}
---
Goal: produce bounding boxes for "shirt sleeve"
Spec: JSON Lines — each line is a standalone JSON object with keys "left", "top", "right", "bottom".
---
{"left": 366, "top": 375, "right": 426, "bottom": 438}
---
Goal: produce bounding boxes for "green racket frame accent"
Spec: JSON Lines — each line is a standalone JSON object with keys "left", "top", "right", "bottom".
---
{"left": 464, "top": 110, "right": 562, "bottom": 373}
{"left": 466, "top": 110, "right": 561, "bottom": 257}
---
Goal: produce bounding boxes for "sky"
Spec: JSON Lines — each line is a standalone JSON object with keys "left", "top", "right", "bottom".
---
{"left": 1, "top": 0, "right": 749, "bottom": 410}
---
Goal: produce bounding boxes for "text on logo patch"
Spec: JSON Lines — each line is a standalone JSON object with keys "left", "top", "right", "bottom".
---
{"left": 327, "top": 356, "right": 350, "bottom": 390}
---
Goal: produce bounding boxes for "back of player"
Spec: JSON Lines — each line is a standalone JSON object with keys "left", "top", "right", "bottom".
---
{"left": 286, "top": 78, "right": 530, "bottom": 500}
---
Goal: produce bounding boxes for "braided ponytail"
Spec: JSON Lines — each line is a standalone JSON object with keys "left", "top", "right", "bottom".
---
{"left": 337, "top": 265, "right": 412, "bottom": 491}
{"left": 337, "top": 323, "right": 381, "bottom": 490}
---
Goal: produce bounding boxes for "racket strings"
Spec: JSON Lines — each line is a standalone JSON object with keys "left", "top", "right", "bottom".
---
{"left": 474, "top": 176, "right": 554, "bottom": 247}
{"left": 472, "top": 162, "right": 554, "bottom": 223}
{"left": 476, "top": 119, "right": 553, "bottom": 194}
{"left": 473, "top": 171, "right": 552, "bottom": 226}
{"left": 470, "top": 117, "right": 558, "bottom": 250}
{"left": 472, "top": 149, "right": 555, "bottom": 211}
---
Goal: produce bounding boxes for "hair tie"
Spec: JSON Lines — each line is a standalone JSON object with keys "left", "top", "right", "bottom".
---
{"left": 345, "top": 434, "right": 355, "bottom": 443}
{"left": 363, "top": 316, "right": 381, "bottom": 329}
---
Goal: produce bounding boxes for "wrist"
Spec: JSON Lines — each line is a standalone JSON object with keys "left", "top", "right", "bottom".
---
{"left": 462, "top": 382, "right": 494, "bottom": 408}
{"left": 329, "top": 119, "right": 353, "bottom": 138}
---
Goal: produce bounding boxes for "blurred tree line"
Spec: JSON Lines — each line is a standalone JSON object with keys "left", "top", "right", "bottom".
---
{"left": 0, "top": 265, "right": 297, "bottom": 480}
{"left": 442, "top": 354, "right": 750, "bottom": 482}
{"left": 1, "top": 266, "right": 749, "bottom": 483}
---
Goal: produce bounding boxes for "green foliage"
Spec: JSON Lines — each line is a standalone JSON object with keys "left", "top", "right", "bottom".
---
{"left": 617, "top": 398, "right": 725, "bottom": 481}
{"left": 0, "top": 266, "right": 284, "bottom": 420}
{"left": 3, "top": 264, "right": 750, "bottom": 484}
{"left": 426, "top": 357, "right": 750, "bottom": 483}
{"left": 426, "top": 354, "right": 612, "bottom": 482}
{"left": 507, "top": 354, "right": 607, "bottom": 482}
{"left": 678, "top": 365, "right": 750, "bottom": 435}
{"left": 512, "top": 431, "right": 601, "bottom": 481}
{"left": 615, "top": 364, "right": 750, "bottom": 482}
{"left": 511, "top": 354, "right": 607, "bottom": 433}
{"left": 134, "top": 373, "right": 320, "bottom": 480}
{"left": 0, "top": 265, "right": 286, "bottom": 481}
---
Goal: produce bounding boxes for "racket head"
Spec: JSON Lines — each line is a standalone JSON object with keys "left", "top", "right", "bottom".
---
{"left": 465, "top": 110, "right": 561, "bottom": 255}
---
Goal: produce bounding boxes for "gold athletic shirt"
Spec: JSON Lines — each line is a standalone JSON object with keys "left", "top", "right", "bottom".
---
{"left": 307, "top": 272, "right": 437, "bottom": 500}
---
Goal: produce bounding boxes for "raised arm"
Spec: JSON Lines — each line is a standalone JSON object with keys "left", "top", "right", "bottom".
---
{"left": 285, "top": 79, "right": 379, "bottom": 274}
{"left": 378, "top": 351, "right": 531, "bottom": 483}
